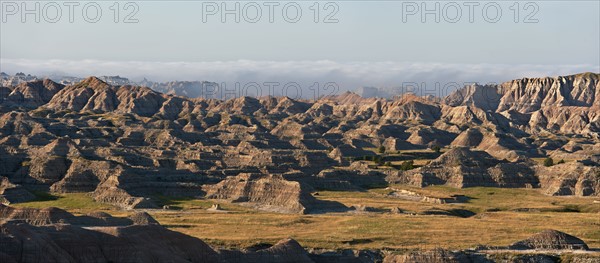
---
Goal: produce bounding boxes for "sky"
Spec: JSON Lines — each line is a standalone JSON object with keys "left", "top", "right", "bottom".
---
{"left": 1, "top": 0, "right": 599, "bottom": 95}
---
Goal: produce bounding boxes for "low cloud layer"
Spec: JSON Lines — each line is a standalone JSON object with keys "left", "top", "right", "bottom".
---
{"left": 1, "top": 59, "right": 597, "bottom": 97}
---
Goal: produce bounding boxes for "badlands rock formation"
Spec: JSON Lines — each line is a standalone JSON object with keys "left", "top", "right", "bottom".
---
{"left": 536, "top": 162, "right": 600, "bottom": 196}
{"left": 203, "top": 173, "right": 347, "bottom": 214}
{"left": 388, "top": 147, "right": 539, "bottom": 188}
{"left": 1, "top": 205, "right": 322, "bottom": 263}
{"left": 509, "top": 230, "right": 590, "bottom": 251}
{"left": 0, "top": 72, "right": 599, "bottom": 214}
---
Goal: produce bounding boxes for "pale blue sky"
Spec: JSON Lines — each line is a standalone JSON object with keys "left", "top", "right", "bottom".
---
{"left": 0, "top": 1, "right": 598, "bottom": 89}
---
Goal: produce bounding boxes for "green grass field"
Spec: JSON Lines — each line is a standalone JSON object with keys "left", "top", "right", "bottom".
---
{"left": 13, "top": 192, "right": 116, "bottom": 213}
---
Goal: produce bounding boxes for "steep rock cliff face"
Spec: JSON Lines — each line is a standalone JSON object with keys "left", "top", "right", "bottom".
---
{"left": 443, "top": 84, "right": 503, "bottom": 111}
{"left": 203, "top": 173, "right": 347, "bottom": 214}
{"left": 497, "top": 73, "right": 599, "bottom": 112}
{"left": 204, "top": 173, "right": 310, "bottom": 213}
{"left": 0, "top": 177, "right": 35, "bottom": 205}
{"left": 537, "top": 162, "right": 600, "bottom": 196}
{"left": 46, "top": 77, "right": 170, "bottom": 118}
{"left": 389, "top": 148, "right": 539, "bottom": 188}
{"left": 445, "top": 73, "right": 599, "bottom": 135}
{"left": 4, "top": 79, "right": 65, "bottom": 109}
{"left": 450, "top": 128, "right": 484, "bottom": 147}
{"left": 45, "top": 77, "right": 112, "bottom": 112}
{"left": 387, "top": 147, "right": 600, "bottom": 196}
{"left": 529, "top": 107, "right": 600, "bottom": 134}
{"left": 382, "top": 100, "right": 442, "bottom": 125}
{"left": 0, "top": 86, "right": 12, "bottom": 101}
{"left": 50, "top": 159, "right": 122, "bottom": 193}
{"left": 91, "top": 175, "right": 158, "bottom": 210}
{"left": 266, "top": 96, "right": 311, "bottom": 115}
{"left": 25, "top": 138, "right": 79, "bottom": 184}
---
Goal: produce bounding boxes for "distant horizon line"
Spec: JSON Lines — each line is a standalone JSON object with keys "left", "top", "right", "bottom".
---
{"left": 1, "top": 59, "right": 598, "bottom": 97}
{"left": 3, "top": 70, "right": 599, "bottom": 83}
{"left": 1, "top": 58, "right": 597, "bottom": 80}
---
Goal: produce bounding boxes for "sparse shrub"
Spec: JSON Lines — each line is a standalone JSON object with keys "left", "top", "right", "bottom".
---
{"left": 374, "top": 155, "right": 383, "bottom": 164}
{"left": 400, "top": 160, "right": 414, "bottom": 171}
{"left": 557, "top": 159, "right": 565, "bottom": 164}
{"left": 544, "top": 157, "right": 554, "bottom": 167}
{"left": 384, "top": 161, "right": 392, "bottom": 167}
{"left": 378, "top": 145, "right": 385, "bottom": 154}
{"left": 431, "top": 145, "right": 441, "bottom": 153}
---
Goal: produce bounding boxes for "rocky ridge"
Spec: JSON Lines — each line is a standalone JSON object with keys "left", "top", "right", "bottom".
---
{"left": 0, "top": 73, "right": 599, "bottom": 214}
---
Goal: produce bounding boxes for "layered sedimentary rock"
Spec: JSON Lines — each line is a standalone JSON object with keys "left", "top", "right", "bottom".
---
{"left": 0, "top": 72, "right": 598, "bottom": 213}
{"left": 50, "top": 159, "right": 120, "bottom": 193}
{"left": 219, "top": 238, "right": 315, "bottom": 263}
{"left": 203, "top": 173, "right": 347, "bottom": 214}
{"left": 0, "top": 177, "right": 35, "bottom": 205}
{"left": 383, "top": 248, "right": 476, "bottom": 263}
{"left": 444, "top": 84, "right": 503, "bottom": 111}
{"left": 450, "top": 128, "right": 484, "bottom": 147}
{"left": 1, "top": 204, "right": 157, "bottom": 227}
{"left": 536, "top": 162, "right": 600, "bottom": 196}
{"left": 298, "top": 167, "right": 388, "bottom": 191}
{"left": 509, "top": 230, "right": 590, "bottom": 250}
{"left": 388, "top": 148, "right": 539, "bottom": 188}
{"left": 445, "top": 72, "right": 600, "bottom": 136}
{"left": 3, "top": 79, "right": 65, "bottom": 109}
{"left": 92, "top": 177, "right": 158, "bottom": 210}
{"left": 0, "top": 204, "right": 76, "bottom": 225}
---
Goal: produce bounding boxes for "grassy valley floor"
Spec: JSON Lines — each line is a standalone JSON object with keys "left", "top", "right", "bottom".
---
{"left": 12, "top": 187, "right": 600, "bottom": 251}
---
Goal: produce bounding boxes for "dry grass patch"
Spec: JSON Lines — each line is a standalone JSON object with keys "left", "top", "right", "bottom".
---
{"left": 9, "top": 188, "right": 600, "bottom": 251}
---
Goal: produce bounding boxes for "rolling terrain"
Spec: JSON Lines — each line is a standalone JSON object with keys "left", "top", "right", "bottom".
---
{"left": 1, "top": 72, "right": 599, "bottom": 262}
